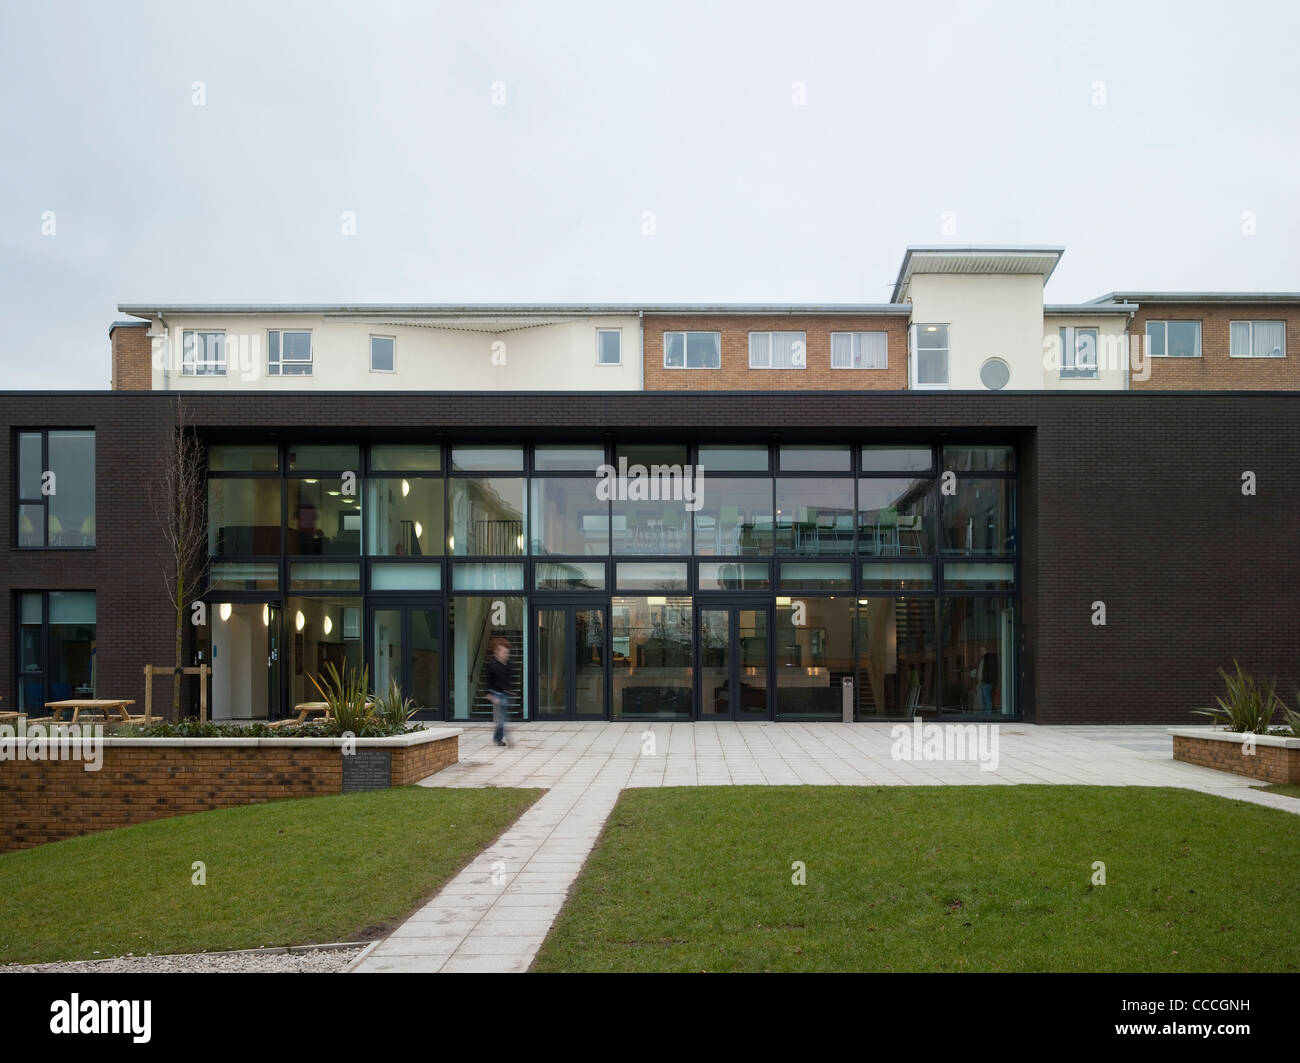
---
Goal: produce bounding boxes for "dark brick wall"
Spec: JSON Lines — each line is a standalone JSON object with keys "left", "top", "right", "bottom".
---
{"left": 1, "top": 390, "right": 1296, "bottom": 725}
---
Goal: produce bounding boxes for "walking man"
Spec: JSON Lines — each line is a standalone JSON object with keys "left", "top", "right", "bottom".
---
{"left": 487, "top": 636, "right": 513, "bottom": 747}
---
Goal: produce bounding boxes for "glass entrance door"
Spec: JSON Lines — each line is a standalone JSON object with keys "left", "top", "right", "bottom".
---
{"left": 698, "top": 604, "right": 770, "bottom": 719}
{"left": 207, "top": 601, "right": 282, "bottom": 721}
{"left": 370, "top": 604, "right": 445, "bottom": 717}
{"left": 534, "top": 603, "right": 608, "bottom": 720}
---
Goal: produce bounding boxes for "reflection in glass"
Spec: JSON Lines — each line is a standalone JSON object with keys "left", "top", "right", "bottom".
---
{"left": 366, "top": 477, "right": 443, "bottom": 556}
{"left": 288, "top": 480, "right": 362, "bottom": 555}
{"left": 450, "top": 478, "right": 525, "bottom": 555}
{"left": 530, "top": 477, "right": 607, "bottom": 555}
{"left": 450, "top": 596, "right": 525, "bottom": 720}
{"left": 208, "top": 479, "right": 283, "bottom": 556}
{"left": 775, "top": 478, "right": 854, "bottom": 554}
{"left": 287, "top": 596, "right": 363, "bottom": 707}
{"left": 941, "top": 480, "right": 1016, "bottom": 555}
{"left": 693, "top": 477, "right": 774, "bottom": 556}
{"left": 858, "top": 478, "right": 934, "bottom": 556}
{"left": 941, "top": 597, "right": 1015, "bottom": 715}
{"left": 611, "top": 597, "right": 693, "bottom": 719}
{"left": 855, "top": 597, "right": 937, "bottom": 718}
{"left": 774, "top": 597, "right": 853, "bottom": 719}
{"left": 47, "top": 432, "right": 96, "bottom": 547}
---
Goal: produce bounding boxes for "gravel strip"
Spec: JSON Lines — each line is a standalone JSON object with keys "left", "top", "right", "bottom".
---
{"left": 0, "top": 945, "right": 367, "bottom": 974}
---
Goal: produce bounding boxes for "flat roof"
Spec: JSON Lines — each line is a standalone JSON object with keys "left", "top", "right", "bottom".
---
{"left": 1090, "top": 291, "right": 1300, "bottom": 305}
{"left": 891, "top": 246, "right": 1066, "bottom": 303}
{"left": 117, "top": 303, "right": 914, "bottom": 319}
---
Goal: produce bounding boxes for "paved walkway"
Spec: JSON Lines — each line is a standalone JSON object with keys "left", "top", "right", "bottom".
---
{"left": 352, "top": 722, "right": 1297, "bottom": 973}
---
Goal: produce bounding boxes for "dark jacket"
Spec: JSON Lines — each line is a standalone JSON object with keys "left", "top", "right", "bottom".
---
{"left": 487, "top": 654, "right": 513, "bottom": 694}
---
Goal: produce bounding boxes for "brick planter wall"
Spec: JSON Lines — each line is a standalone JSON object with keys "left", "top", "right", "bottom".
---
{"left": 1169, "top": 729, "right": 1300, "bottom": 784}
{"left": 0, "top": 728, "right": 459, "bottom": 853}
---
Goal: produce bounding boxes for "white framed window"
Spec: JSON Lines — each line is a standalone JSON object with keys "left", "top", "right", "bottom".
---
{"left": 268, "top": 330, "right": 312, "bottom": 376}
{"left": 748, "top": 331, "right": 806, "bottom": 369}
{"left": 1145, "top": 320, "right": 1200, "bottom": 358}
{"left": 663, "top": 331, "right": 721, "bottom": 369}
{"left": 1058, "top": 326, "right": 1098, "bottom": 378}
{"left": 831, "top": 331, "right": 888, "bottom": 370}
{"left": 910, "top": 324, "right": 949, "bottom": 388}
{"left": 181, "top": 330, "right": 226, "bottom": 376}
{"left": 1230, "top": 320, "right": 1286, "bottom": 358}
{"left": 596, "top": 329, "right": 622, "bottom": 365}
{"left": 370, "top": 335, "right": 395, "bottom": 372}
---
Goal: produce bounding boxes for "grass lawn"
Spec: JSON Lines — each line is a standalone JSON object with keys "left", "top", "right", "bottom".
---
{"left": 1253, "top": 783, "right": 1300, "bottom": 799}
{"left": 0, "top": 787, "right": 540, "bottom": 966}
{"left": 532, "top": 785, "right": 1300, "bottom": 973}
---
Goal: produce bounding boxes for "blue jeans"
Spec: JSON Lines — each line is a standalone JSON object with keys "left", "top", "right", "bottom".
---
{"left": 490, "top": 691, "right": 511, "bottom": 743}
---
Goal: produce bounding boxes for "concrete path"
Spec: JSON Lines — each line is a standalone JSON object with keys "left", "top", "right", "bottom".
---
{"left": 353, "top": 722, "right": 1297, "bottom": 973}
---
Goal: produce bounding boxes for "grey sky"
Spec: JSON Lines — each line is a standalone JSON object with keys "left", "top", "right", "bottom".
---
{"left": 1, "top": 0, "right": 1296, "bottom": 388}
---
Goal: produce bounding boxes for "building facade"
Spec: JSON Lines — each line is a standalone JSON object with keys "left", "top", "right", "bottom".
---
{"left": 3, "top": 391, "right": 1297, "bottom": 727}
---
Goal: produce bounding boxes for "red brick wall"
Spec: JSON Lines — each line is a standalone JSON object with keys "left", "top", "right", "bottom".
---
{"left": 1171, "top": 735, "right": 1300, "bottom": 784}
{"left": 0, "top": 734, "right": 458, "bottom": 852}
{"left": 1129, "top": 305, "right": 1299, "bottom": 390}
{"left": 642, "top": 315, "right": 909, "bottom": 390}
{"left": 110, "top": 324, "right": 152, "bottom": 391}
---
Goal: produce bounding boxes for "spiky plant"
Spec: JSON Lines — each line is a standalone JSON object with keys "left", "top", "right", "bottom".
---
{"left": 1193, "top": 661, "right": 1281, "bottom": 734}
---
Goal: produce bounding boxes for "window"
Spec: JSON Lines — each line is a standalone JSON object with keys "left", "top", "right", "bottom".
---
{"left": 831, "top": 332, "right": 888, "bottom": 369}
{"left": 664, "top": 331, "right": 721, "bottom": 369}
{"left": 1145, "top": 320, "right": 1200, "bottom": 358}
{"left": 1059, "top": 327, "right": 1098, "bottom": 378}
{"left": 370, "top": 335, "right": 395, "bottom": 372}
{"left": 182, "top": 330, "right": 226, "bottom": 376}
{"left": 1230, "top": 320, "right": 1286, "bottom": 358}
{"left": 268, "top": 330, "right": 313, "bottom": 375}
{"left": 911, "top": 325, "right": 949, "bottom": 387}
{"left": 16, "top": 430, "right": 95, "bottom": 548}
{"left": 596, "top": 329, "right": 622, "bottom": 365}
{"left": 749, "top": 331, "right": 806, "bottom": 369}
{"left": 16, "top": 591, "right": 96, "bottom": 710}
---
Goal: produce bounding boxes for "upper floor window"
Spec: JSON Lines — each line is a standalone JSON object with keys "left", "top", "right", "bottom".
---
{"left": 664, "top": 331, "right": 721, "bottom": 369}
{"left": 749, "top": 331, "right": 806, "bottom": 369}
{"left": 911, "top": 324, "right": 949, "bottom": 388}
{"left": 268, "top": 330, "right": 313, "bottom": 376}
{"left": 1145, "top": 320, "right": 1200, "bottom": 358}
{"left": 16, "top": 429, "right": 95, "bottom": 548}
{"left": 370, "top": 335, "right": 395, "bottom": 372}
{"left": 1059, "top": 326, "right": 1098, "bottom": 378}
{"left": 182, "top": 330, "right": 226, "bottom": 376}
{"left": 1230, "top": 320, "right": 1286, "bottom": 358}
{"left": 597, "top": 329, "right": 622, "bottom": 365}
{"left": 831, "top": 331, "right": 888, "bottom": 370}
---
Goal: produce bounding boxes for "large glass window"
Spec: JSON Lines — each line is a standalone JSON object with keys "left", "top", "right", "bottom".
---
{"left": 450, "top": 596, "right": 525, "bottom": 720}
{"left": 16, "top": 430, "right": 95, "bottom": 549}
{"left": 288, "top": 480, "right": 361, "bottom": 555}
{"left": 664, "top": 331, "right": 721, "bottom": 369}
{"left": 858, "top": 478, "right": 934, "bottom": 557}
{"left": 208, "top": 444, "right": 279, "bottom": 472}
{"left": 612, "top": 497, "right": 692, "bottom": 555}
{"left": 208, "top": 478, "right": 282, "bottom": 556}
{"left": 611, "top": 596, "right": 693, "bottom": 719}
{"left": 941, "top": 480, "right": 1016, "bottom": 555}
{"left": 1230, "top": 320, "right": 1286, "bottom": 358}
{"left": 287, "top": 596, "right": 363, "bottom": 707}
{"left": 940, "top": 597, "right": 1015, "bottom": 716}
{"left": 450, "top": 478, "right": 525, "bottom": 555}
{"left": 774, "top": 596, "right": 854, "bottom": 719}
{"left": 774, "top": 478, "right": 854, "bottom": 554}
{"left": 16, "top": 591, "right": 97, "bottom": 710}
{"left": 1145, "top": 320, "right": 1200, "bottom": 358}
{"left": 530, "top": 477, "right": 607, "bottom": 555}
{"left": 856, "top": 597, "right": 937, "bottom": 719}
{"left": 366, "top": 478, "right": 443, "bottom": 557}
{"left": 693, "top": 477, "right": 774, "bottom": 556}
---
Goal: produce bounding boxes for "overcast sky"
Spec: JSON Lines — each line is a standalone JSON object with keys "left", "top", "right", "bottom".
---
{"left": 1, "top": 0, "right": 1296, "bottom": 388}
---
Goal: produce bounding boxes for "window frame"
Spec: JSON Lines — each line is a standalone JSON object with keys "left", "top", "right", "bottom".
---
{"left": 830, "top": 331, "right": 888, "bottom": 370}
{"left": 369, "top": 334, "right": 396, "bottom": 374}
{"left": 748, "top": 331, "right": 807, "bottom": 370}
{"left": 1145, "top": 320, "right": 1201, "bottom": 359}
{"left": 14, "top": 589, "right": 98, "bottom": 710}
{"left": 1058, "top": 326, "right": 1099, "bottom": 379}
{"left": 181, "top": 329, "right": 227, "bottom": 377}
{"left": 14, "top": 428, "right": 96, "bottom": 550}
{"left": 267, "top": 329, "right": 314, "bottom": 377}
{"left": 910, "top": 323, "right": 950, "bottom": 389}
{"left": 1229, "top": 320, "right": 1286, "bottom": 359}
{"left": 663, "top": 330, "right": 722, "bottom": 370}
{"left": 596, "top": 328, "right": 623, "bottom": 366}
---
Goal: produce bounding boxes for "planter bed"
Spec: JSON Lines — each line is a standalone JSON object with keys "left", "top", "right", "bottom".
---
{"left": 1168, "top": 726, "right": 1300, "bottom": 784}
{"left": 0, "top": 726, "right": 460, "bottom": 853}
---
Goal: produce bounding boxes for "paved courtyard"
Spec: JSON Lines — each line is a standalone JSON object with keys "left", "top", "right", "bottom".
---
{"left": 352, "top": 722, "right": 1297, "bottom": 973}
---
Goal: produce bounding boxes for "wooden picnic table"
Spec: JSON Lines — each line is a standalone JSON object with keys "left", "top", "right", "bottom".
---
{"left": 267, "top": 702, "right": 334, "bottom": 728}
{"left": 43, "top": 699, "right": 143, "bottom": 724}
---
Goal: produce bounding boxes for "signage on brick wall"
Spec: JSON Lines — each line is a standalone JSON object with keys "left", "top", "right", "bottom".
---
{"left": 342, "top": 749, "right": 391, "bottom": 792}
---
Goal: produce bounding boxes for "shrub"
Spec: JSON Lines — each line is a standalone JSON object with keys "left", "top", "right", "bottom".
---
{"left": 310, "top": 661, "right": 375, "bottom": 735}
{"left": 1194, "top": 661, "right": 1282, "bottom": 734}
{"left": 373, "top": 677, "right": 417, "bottom": 731}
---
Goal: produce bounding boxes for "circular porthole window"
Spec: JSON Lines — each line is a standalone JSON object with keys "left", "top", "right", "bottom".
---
{"left": 979, "top": 357, "right": 1011, "bottom": 390}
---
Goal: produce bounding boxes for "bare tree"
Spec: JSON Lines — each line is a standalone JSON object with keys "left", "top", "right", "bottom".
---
{"left": 150, "top": 397, "right": 208, "bottom": 717}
